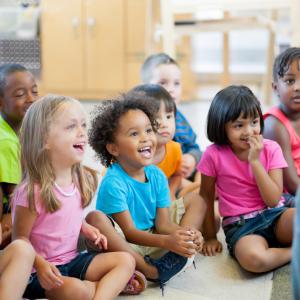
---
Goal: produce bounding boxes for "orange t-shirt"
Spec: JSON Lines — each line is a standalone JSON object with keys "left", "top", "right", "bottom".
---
{"left": 157, "top": 141, "right": 182, "bottom": 178}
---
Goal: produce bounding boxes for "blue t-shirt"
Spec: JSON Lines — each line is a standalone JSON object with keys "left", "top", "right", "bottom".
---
{"left": 96, "top": 163, "right": 170, "bottom": 230}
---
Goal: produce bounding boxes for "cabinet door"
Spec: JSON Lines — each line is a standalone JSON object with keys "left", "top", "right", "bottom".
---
{"left": 41, "top": 0, "right": 84, "bottom": 91}
{"left": 84, "top": 0, "right": 125, "bottom": 92}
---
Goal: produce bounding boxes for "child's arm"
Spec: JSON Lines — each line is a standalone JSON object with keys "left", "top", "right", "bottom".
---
{"left": 13, "top": 205, "right": 63, "bottom": 290}
{"left": 113, "top": 210, "right": 195, "bottom": 257}
{"left": 168, "top": 174, "right": 182, "bottom": 200}
{"left": 181, "top": 153, "right": 197, "bottom": 179}
{"left": 200, "top": 174, "right": 222, "bottom": 256}
{"left": 248, "top": 135, "right": 283, "bottom": 207}
{"left": 264, "top": 118, "right": 300, "bottom": 195}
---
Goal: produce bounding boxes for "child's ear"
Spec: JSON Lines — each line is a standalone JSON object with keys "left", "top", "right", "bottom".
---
{"left": 106, "top": 143, "right": 119, "bottom": 157}
{"left": 272, "top": 82, "right": 279, "bottom": 96}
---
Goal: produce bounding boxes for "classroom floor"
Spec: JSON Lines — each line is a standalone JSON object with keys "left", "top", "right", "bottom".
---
{"left": 81, "top": 99, "right": 275, "bottom": 300}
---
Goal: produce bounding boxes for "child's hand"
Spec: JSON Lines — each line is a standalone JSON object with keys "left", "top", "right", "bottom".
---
{"left": 201, "top": 238, "right": 222, "bottom": 256}
{"left": 36, "top": 260, "right": 64, "bottom": 290}
{"left": 248, "top": 134, "right": 263, "bottom": 163}
{"left": 81, "top": 221, "right": 107, "bottom": 250}
{"left": 165, "top": 229, "right": 196, "bottom": 257}
{"left": 191, "top": 229, "right": 204, "bottom": 252}
{"left": 180, "top": 154, "right": 196, "bottom": 178}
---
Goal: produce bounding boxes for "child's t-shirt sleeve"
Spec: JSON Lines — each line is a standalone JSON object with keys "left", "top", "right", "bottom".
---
{"left": 0, "top": 141, "right": 21, "bottom": 184}
{"left": 96, "top": 176, "right": 128, "bottom": 214}
{"left": 266, "top": 140, "right": 288, "bottom": 170}
{"left": 197, "top": 146, "right": 217, "bottom": 177}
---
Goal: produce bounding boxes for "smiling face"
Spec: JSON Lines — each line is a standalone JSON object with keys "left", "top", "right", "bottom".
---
{"left": 0, "top": 71, "right": 38, "bottom": 125}
{"left": 273, "top": 59, "right": 300, "bottom": 113}
{"left": 225, "top": 113, "right": 261, "bottom": 153}
{"left": 45, "top": 101, "right": 87, "bottom": 169}
{"left": 149, "top": 64, "right": 182, "bottom": 105}
{"left": 107, "top": 109, "right": 157, "bottom": 176}
{"left": 155, "top": 101, "right": 176, "bottom": 146}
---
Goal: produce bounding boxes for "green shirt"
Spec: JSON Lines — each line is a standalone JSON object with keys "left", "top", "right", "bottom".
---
{"left": 0, "top": 115, "right": 21, "bottom": 204}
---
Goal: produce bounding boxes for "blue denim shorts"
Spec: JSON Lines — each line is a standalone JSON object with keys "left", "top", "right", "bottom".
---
{"left": 283, "top": 193, "right": 295, "bottom": 207}
{"left": 223, "top": 206, "right": 287, "bottom": 257}
{"left": 23, "top": 251, "right": 98, "bottom": 299}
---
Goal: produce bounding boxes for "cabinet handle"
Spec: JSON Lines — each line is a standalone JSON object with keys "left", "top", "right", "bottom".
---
{"left": 71, "top": 16, "right": 80, "bottom": 37}
{"left": 87, "top": 17, "right": 96, "bottom": 31}
{"left": 71, "top": 17, "right": 79, "bottom": 29}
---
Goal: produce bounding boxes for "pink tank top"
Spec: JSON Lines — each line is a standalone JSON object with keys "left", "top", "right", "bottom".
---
{"left": 264, "top": 106, "right": 300, "bottom": 176}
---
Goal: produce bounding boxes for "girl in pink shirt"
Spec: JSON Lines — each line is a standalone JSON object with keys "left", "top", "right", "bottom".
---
{"left": 198, "top": 85, "right": 295, "bottom": 273}
{"left": 12, "top": 95, "right": 146, "bottom": 299}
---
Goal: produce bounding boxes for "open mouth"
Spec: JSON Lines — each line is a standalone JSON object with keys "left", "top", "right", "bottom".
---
{"left": 73, "top": 142, "right": 85, "bottom": 152}
{"left": 138, "top": 146, "right": 152, "bottom": 158}
{"left": 240, "top": 137, "right": 249, "bottom": 143}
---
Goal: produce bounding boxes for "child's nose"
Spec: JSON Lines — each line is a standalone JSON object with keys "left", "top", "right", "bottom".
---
{"left": 26, "top": 92, "right": 36, "bottom": 103}
{"left": 295, "top": 79, "right": 300, "bottom": 91}
{"left": 243, "top": 125, "right": 252, "bottom": 135}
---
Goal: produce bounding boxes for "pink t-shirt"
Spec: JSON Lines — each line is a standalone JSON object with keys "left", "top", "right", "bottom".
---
{"left": 197, "top": 139, "right": 287, "bottom": 217}
{"left": 12, "top": 183, "right": 83, "bottom": 266}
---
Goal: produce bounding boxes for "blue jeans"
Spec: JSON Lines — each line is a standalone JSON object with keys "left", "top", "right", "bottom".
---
{"left": 292, "top": 188, "right": 300, "bottom": 300}
{"left": 23, "top": 251, "right": 98, "bottom": 299}
{"left": 223, "top": 206, "right": 287, "bottom": 257}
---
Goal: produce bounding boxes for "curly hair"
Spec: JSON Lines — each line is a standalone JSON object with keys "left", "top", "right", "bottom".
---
{"left": 89, "top": 93, "right": 158, "bottom": 167}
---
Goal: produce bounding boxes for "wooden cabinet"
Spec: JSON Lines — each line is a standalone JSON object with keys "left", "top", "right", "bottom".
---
{"left": 40, "top": 0, "right": 196, "bottom": 100}
{"left": 41, "top": 0, "right": 125, "bottom": 98}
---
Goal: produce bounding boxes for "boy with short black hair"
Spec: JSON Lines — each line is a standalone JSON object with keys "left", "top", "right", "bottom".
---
{"left": 0, "top": 63, "right": 38, "bottom": 247}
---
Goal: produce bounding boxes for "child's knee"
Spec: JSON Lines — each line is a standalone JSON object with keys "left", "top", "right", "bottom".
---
{"left": 238, "top": 251, "right": 268, "bottom": 273}
{"left": 184, "top": 192, "right": 206, "bottom": 211}
{"left": 86, "top": 210, "right": 108, "bottom": 226}
{"left": 115, "top": 252, "right": 136, "bottom": 271}
{"left": 9, "top": 239, "right": 35, "bottom": 261}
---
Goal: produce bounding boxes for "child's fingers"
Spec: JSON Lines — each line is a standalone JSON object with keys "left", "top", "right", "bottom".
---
{"left": 100, "top": 235, "right": 108, "bottom": 250}
{"left": 51, "top": 265, "right": 63, "bottom": 286}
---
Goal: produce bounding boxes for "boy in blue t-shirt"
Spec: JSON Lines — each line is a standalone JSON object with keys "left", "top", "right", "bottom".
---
{"left": 87, "top": 93, "right": 206, "bottom": 291}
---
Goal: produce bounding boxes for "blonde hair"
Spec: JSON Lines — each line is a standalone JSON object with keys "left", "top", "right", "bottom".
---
{"left": 19, "top": 94, "right": 97, "bottom": 213}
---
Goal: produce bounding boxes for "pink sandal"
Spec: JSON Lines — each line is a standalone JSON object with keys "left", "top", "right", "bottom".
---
{"left": 122, "top": 270, "right": 147, "bottom": 295}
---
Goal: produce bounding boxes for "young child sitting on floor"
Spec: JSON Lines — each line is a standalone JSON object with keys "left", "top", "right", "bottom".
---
{"left": 0, "top": 223, "right": 35, "bottom": 300}
{"left": 199, "top": 85, "right": 294, "bottom": 273}
{"left": 264, "top": 47, "right": 300, "bottom": 207}
{"left": 87, "top": 94, "right": 205, "bottom": 293}
{"left": 12, "top": 94, "right": 143, "bottom": 299}
{"left": 0, "top": 63, "right": 38, "bottom": 248}
{"left": 141, "top": 53, "right": 202, "bottom": 184}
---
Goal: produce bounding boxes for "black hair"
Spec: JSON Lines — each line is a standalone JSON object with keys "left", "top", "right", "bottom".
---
{"left": 129, "top": 83, "right": 176, "bottom": 114}
{"left": 141, "top": 53, "right": 178, "bottom": 83}
{"left": 88, "top": 93, "right": 158, "bottom": 167}
{"left": 0, "top": 63, "right": 28, "bottom": 97}
{"left": 207, "top": 85, "right": 264, "bottom": 145}
{"left": 273, "top": 47, "right": 300, "bottom": 81}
